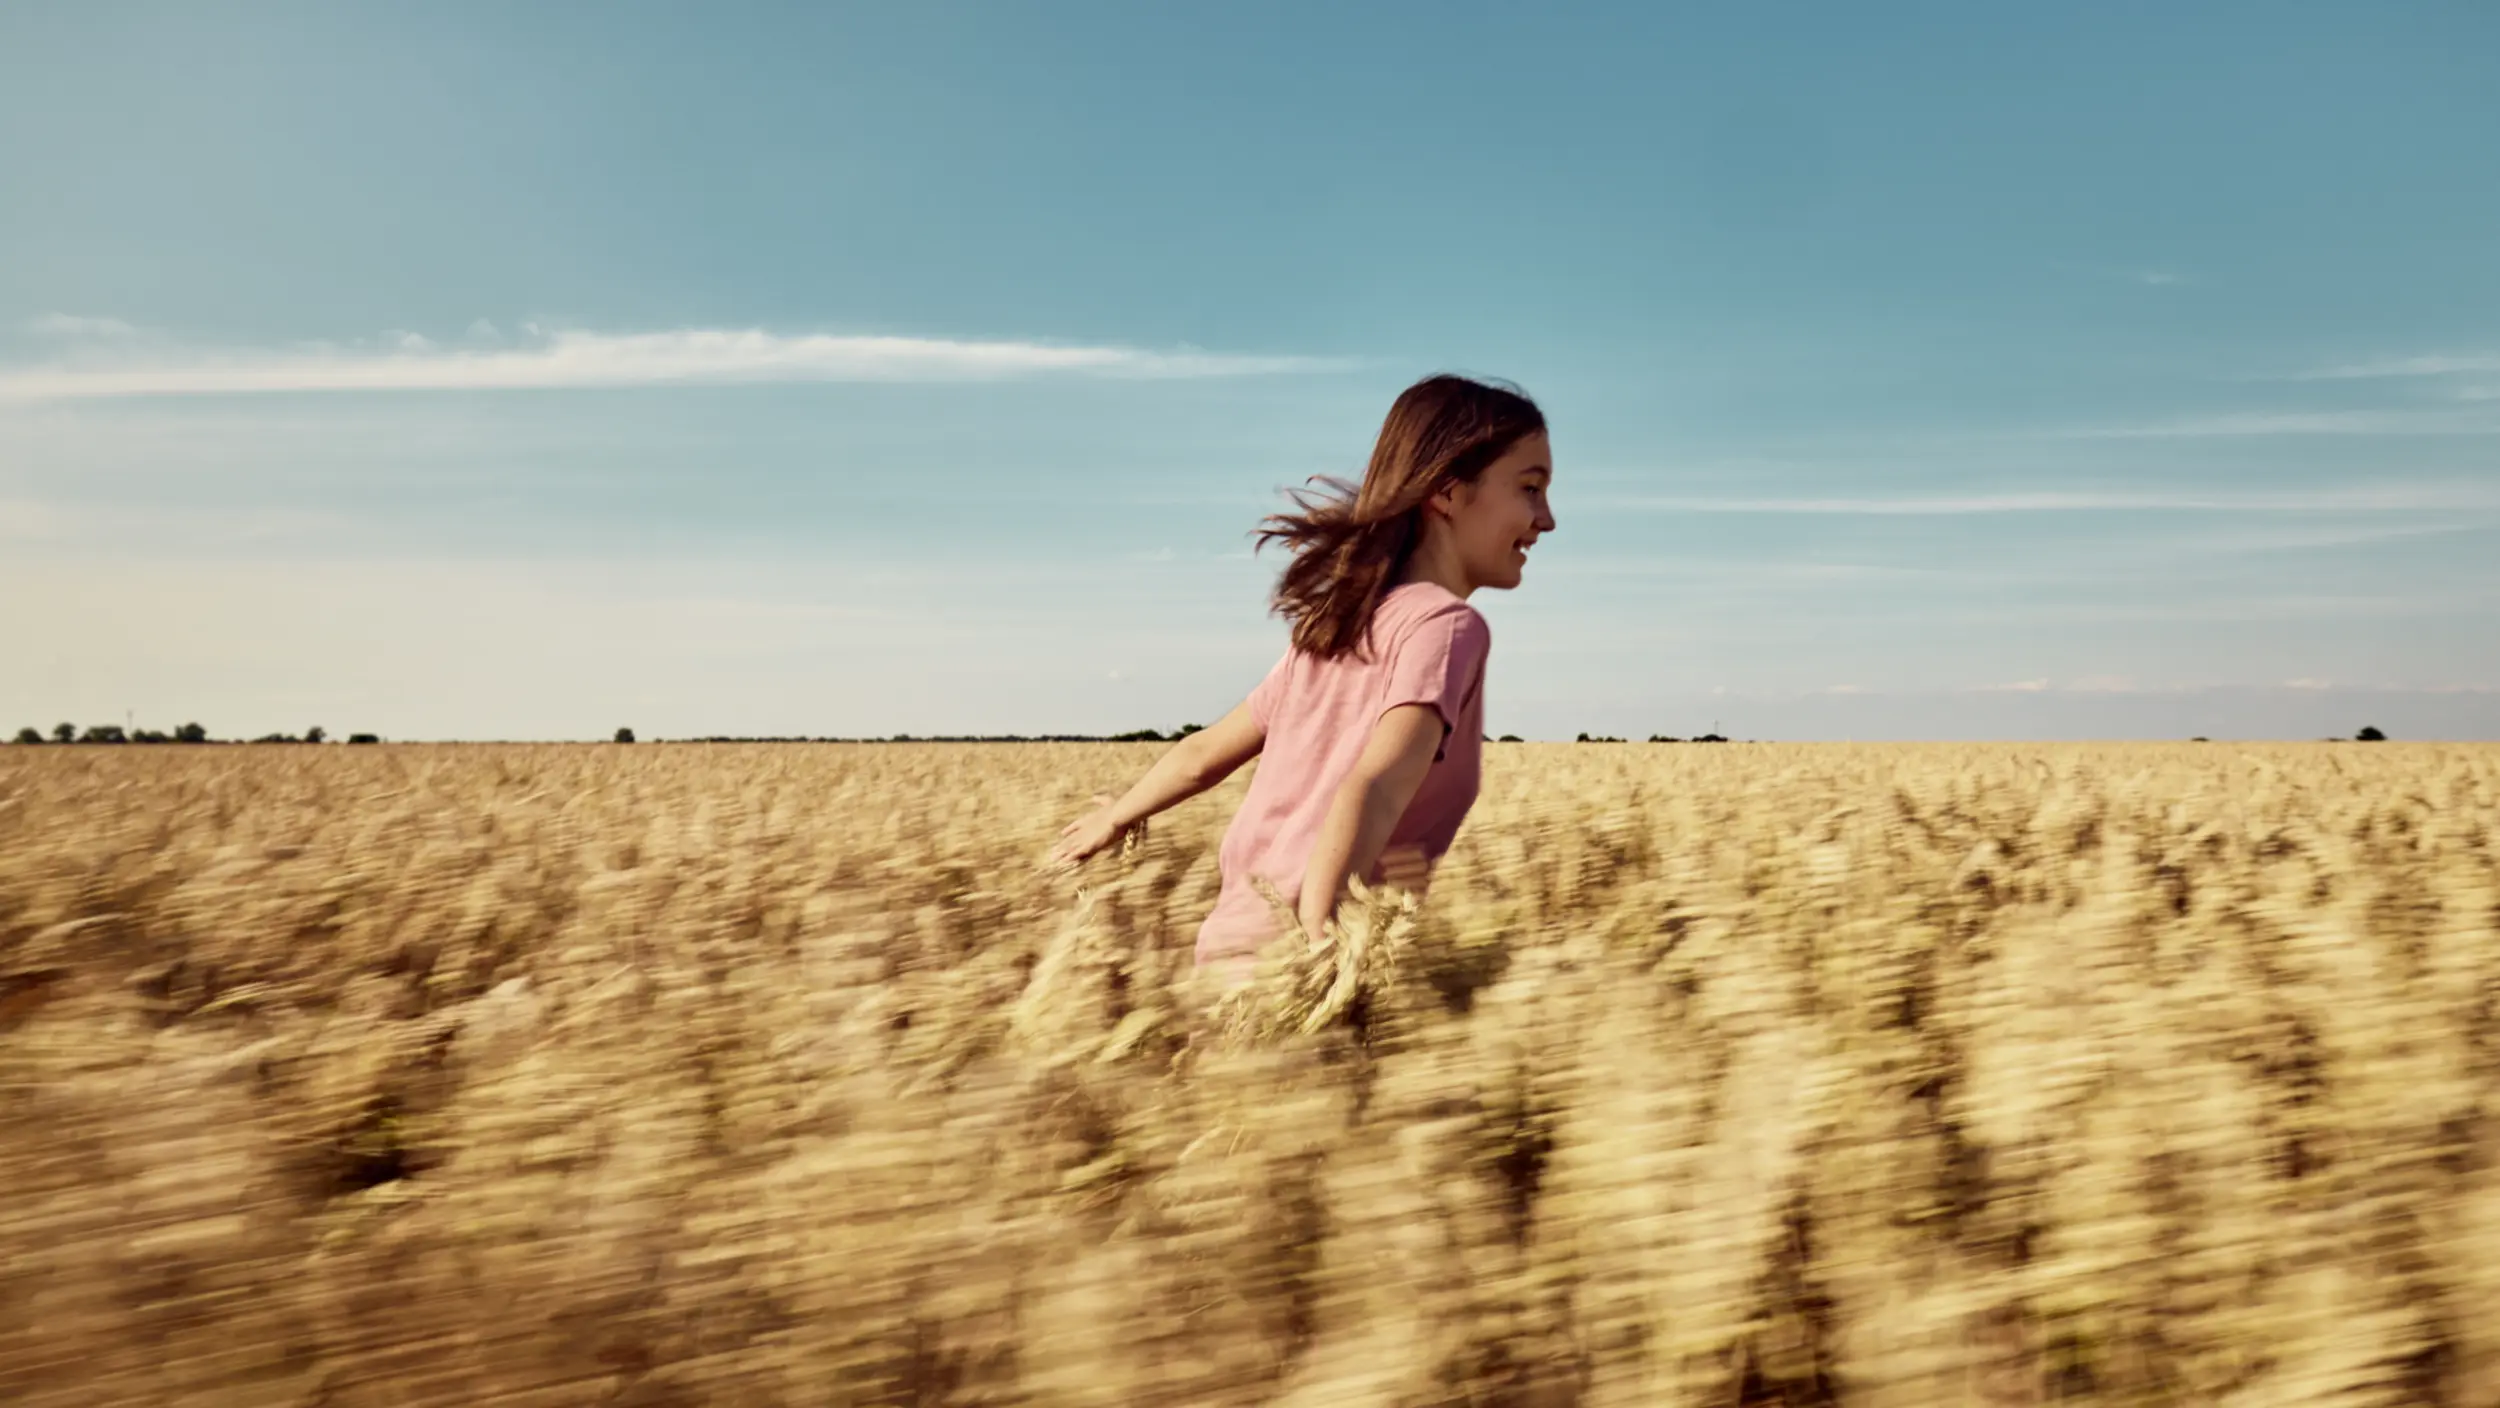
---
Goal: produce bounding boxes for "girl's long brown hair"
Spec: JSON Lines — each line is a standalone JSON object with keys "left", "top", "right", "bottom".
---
{"left": 1254, "top": 374, "right": 1545, "bottom": 661}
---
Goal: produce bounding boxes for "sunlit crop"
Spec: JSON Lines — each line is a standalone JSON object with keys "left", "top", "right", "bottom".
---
{"left": 2, "top": 741, "right": 2495, "bottom": 1406}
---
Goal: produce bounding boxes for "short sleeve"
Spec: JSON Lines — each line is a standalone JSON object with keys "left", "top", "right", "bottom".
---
{"left": 1379, "top": 605, "right": 1491, "bottom": 757}
{"left": 1247, "top": 650, "right": 1293, "bottom": 731}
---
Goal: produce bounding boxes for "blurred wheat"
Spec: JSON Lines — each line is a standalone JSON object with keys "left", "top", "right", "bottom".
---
{"left": 1, "top": 741, "right": 2495, "bottom": 1407}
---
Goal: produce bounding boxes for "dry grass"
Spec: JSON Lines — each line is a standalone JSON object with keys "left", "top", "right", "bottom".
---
{"left": 1, "top": 740, "right": 2496, "bottom": 1407}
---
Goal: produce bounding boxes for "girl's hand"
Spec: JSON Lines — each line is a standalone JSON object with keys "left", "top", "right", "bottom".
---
{"left": 1302, "top": 844, "right": 1431, "bottom": 940}
{"left": 1043, "top": 794, "right": 1128, "bottom": 874}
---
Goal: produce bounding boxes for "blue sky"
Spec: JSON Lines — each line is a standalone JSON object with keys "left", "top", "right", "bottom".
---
{"left": 4, "top": 1, "right": 2497, "bottom": 741}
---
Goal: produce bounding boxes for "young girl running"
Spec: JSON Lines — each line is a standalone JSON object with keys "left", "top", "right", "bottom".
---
{"left": 1045, "top": 374, "right": 1555, "bottom": 983}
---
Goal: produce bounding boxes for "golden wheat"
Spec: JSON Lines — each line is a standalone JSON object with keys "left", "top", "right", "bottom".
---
{"left": 1, "top": 740, "right": 2494, "bottom": 1406}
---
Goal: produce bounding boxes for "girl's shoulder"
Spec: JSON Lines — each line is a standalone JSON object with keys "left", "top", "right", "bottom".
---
{"left": 1371, "top": 581, "right": 1491, "bottom": 648}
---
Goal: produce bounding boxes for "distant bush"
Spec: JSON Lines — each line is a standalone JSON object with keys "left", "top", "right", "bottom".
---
{"left": 1106, "top": 729, "right": 1167, "bottom": 743}
{"left": 348, "top": 733, "right": 381, "bottom": 745}
{"left": 1575, "top": 733, "right": 1626, "bottom": 743}
{"left": 306, "top": 726, "right": 327, "bottom": 745}
{"left": 175, "top": 722, "right": 209, "bottom": 744}
{"left": 1693, "top": 733, "right": 1729, "bottom": 743}
{"left": 615, "top": 728, "right": 636, "bottom": 744}
{"left": 51, "top": 723, "right": 74, "bottom": 744}
{"left": 1498, "top": 734, "right": 1523, "bottom": 743}
{"left": 1177, "top": 723, "right": 1203, "bottom": 737}
{"left": 132, "top": 729, "right": 172, "bottom": 744}
{"left": 2356, "top": 726, "right": 2386, "bottom": 742}
{"left": 253, "top": 733, "right": 301, "bottom": 745}
{"left": 78, "top": 725, "right": 128, "bottom": 744}
{"left": 13, "top": 727, "right": 41, "bottom": 745}
{"left": 2191, "top": 736, "right": 2210, "bottom": 742}
{"left": 1648, "top": 735, "right": 1680, "bottom": 743}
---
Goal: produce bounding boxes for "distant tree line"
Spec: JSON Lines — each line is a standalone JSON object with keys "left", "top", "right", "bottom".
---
{"left": 661, "top": 725, "right": 1210, "bottom": 744}
{"left": 24, "top": 720, "right": 2390, "bottom": 747}
{"left": 11, "top": 722, "right": 378, "bottom": 745}
{"left": 1565, "top": 732, "right": 1731, "bottom": 743}
{"left": 10, "top": 722, "right": 1238, "bottom": 746}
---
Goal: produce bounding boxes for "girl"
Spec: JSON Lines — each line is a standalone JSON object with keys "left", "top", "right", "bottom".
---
{"left": 1045, "top": 374, "right": 1555, "bottom": 983}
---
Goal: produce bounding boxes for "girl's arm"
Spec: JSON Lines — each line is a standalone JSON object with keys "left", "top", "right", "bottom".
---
{"left": 1044, "top": 698, "right": 1265, "bottom": 871}
{"left": 1100, "top": 697, "right": 1266, "bottom": 831}
{"left": 1297, "top": 703, "right": 1444, "bottom": 941}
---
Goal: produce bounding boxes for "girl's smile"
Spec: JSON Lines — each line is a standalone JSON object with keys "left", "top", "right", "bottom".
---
{"left": 1413, "top": 429, "right": 1556, "bottom": 598}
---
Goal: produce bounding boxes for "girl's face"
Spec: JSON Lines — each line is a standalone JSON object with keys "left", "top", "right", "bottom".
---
{"left": 1435, "top": 430, "right": 1556, "bottom": 593}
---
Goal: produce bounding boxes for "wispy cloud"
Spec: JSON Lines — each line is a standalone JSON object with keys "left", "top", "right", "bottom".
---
{"left": 2282, "top": 353, "right": 2500, "bottom": 381}
{"left": 2183, "top": 519, "right": 2497, "bottom": 554}
{"left": 0, "top": 495, "right": 361, "bottom": 544}
{"left": 23, "top": 312, "right": 140, "bottom": 339}
{"left": 0, "top": 323, "right": 1350, "bottom": 400}
{"left": 1962, "top": 678, "right": 2310, "bottom": 696}
{"left": 1596, "top": 482, "right": 2500, "bottom": 515}
{"left": 1789, "top": 680, "right": 2500, "bottom": 700}
{"left": 1544, "top": 557, "right": 1950, "bottom": 580}
{"left": 2050, "top": 260, "right": 2192, "bottom": 288}
{"left": 2057, "top": 410, "right": 2500, "bottom": 438}
{"left": 1952, "top": 589, "right": 2498, "bottom": 626}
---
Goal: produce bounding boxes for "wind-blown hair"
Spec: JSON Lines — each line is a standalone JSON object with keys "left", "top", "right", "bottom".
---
{"left": 1254, "top": 374, "right": 1544, "bottom": 661}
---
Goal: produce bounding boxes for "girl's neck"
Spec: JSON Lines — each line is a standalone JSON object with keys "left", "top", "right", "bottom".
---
{"left": 1397, "top": 532, "right": 1476, "bottom": 600}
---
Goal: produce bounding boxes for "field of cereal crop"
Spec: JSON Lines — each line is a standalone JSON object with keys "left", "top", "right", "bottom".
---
{"left": 3, "top": 741, "right": 2497, "bottom": 1407}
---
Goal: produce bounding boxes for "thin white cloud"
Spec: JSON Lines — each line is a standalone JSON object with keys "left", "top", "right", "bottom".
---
{"left": 0, "top": 324, "right": 1348, "bottom": 400}
{"left": 1964, "top": 679, "right": 2256, "bottom": 696}
{"left": 1, "top": 496, "right": 361, "bottom": 544}
{"left": 2182, "top": 519, "right": 2497, "bottom": 554}
{"left": 1913, "top": 679, "right": 2499, "bottom": 699}
{"left": 2049, "top": 260, "right": 2193, "bottom": 289}
{"left": 1597, "top": 482, "right": 2500, "bottom": 515}
{"left": 2060, "top": 410, "right": 2500, "bottom": 438}
{"left": 1544, "top": 557, "right": 1949, "bottom": 580}
{"left": 2285, "top": 353, "right": 2500, "bottom": 381}
{"left": 25, "top": 313, "right": 139, "bottom": 339}
{"left": 1951, "top": 589, "right": 2497, "bottom": 626}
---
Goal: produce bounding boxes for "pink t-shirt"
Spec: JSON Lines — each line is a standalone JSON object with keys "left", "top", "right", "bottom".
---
{"left": 1194, "top": 581, "right": 1492, "bottom": 967}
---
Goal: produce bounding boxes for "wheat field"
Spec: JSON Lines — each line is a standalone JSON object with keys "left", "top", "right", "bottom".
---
{"left": 1, "top": 741, "right": 2495, "bottom": 1407}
